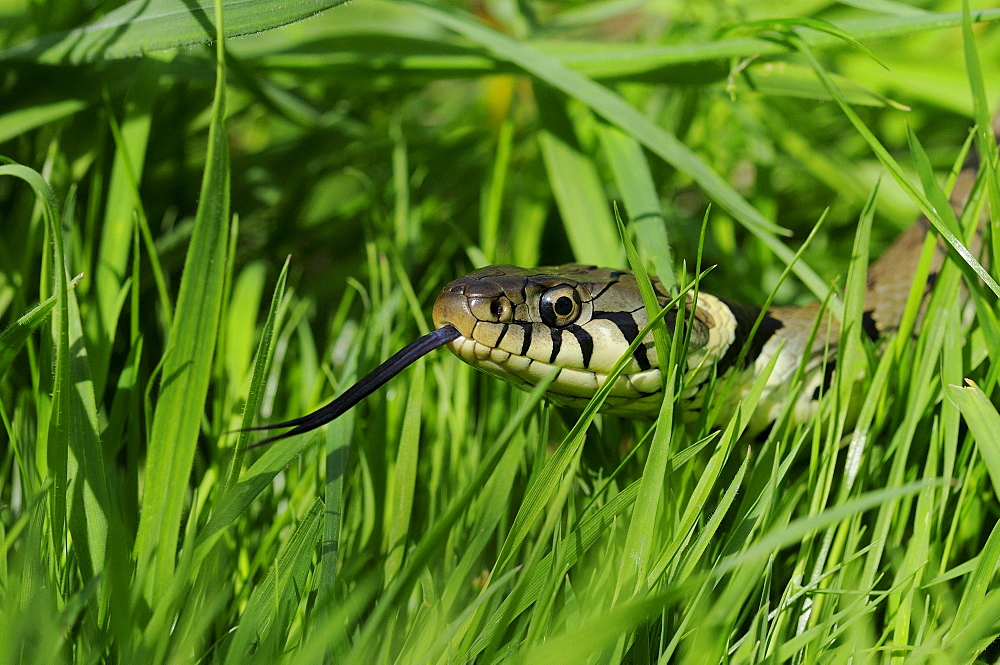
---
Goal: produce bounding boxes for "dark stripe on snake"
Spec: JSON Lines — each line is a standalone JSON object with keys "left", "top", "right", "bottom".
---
{"left": 549, "top": 328, "right": 563, "bottom": 364}
{"left": 652, "top": 281, "right": 671, "bottom": 300}
{"left": 593, "top": 310, "right": 651, "bottom": 370}
{"left": 593, "top": 310, "right": 640, "bottom": 344}
{"left": 633, "top": 344, "right": 651, "bottom": 371}
{"left": 715, "top": 299, "right": 783, "bottom": 376}
{"left": 566, "top": 324, "right": 594, "bottom": 368}
{"left": 812, "top": 359, "right": 838, "bottom": 400}
{"left": 494, "top": 323, "right": 509, "bottom": 348}
{"left": 861, "top": 310, "right": 880, "bottom": 342}
{"left": 519, "top": 323, "right": 533, "bottom": 357}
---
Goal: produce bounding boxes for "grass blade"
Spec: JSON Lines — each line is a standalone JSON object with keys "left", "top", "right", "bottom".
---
{"left": 133, "top": 4, "right": 231, "bottom": 598}
{"left": 223, "top": 499, "right": 323, "bottom": 664}
{"left": 0, "top": 294, "right": 57, "bottom": 380}
{"left": 946, "top": 380, "right": 1000, "bottom": 500}
{"left": 383, "top": 360, "right": 425, "bottom": 581}
{"left": 2, "top": 0, "right": 351, "bottom": 65}
{"left": 598, "top": 124, "right": 674, "bottom": 286}
{"left": 0, "top": 166, "right": 110, "bottom": 582}
{"left": 535, "top": 87, "right": 621, "bottom": 266}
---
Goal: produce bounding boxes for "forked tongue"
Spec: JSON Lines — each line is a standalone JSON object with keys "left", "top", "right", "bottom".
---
{"left": 245, "top": 325, "right": 461, "bottom": 448}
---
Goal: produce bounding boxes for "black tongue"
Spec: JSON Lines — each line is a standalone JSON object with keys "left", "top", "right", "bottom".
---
{"left": 244, "top": 325, "right": 461, "bottom": 448}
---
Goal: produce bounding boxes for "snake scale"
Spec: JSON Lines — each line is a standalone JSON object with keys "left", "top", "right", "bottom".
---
{"left": 247, "top": 116, "right": 995, "bottom": 446}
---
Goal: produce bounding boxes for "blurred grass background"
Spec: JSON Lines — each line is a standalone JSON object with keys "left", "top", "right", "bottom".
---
{"left": 1, "top": 0, "right": 1000, "bottom": 662}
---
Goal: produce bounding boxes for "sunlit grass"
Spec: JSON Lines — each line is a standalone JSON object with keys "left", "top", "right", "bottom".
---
{"left": 1, "top": 0, "right": 999, "bottom": 663}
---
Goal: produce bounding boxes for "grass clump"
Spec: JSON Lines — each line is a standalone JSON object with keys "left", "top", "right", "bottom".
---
{"left": 1, "top": 0, "right": 999, "bottom": 663}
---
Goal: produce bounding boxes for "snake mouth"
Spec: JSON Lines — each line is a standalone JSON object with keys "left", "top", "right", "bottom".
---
{"left": 244, "top": 325, "right": 461, "bottom": 447}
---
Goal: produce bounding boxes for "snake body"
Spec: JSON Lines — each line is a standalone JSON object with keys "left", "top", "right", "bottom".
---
{"left": 248, "top": 117, "right": 992, "bottom": 447}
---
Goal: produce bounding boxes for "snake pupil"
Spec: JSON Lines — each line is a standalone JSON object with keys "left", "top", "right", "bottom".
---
{"left": 554, "top": 297, "right": 573, "bottom": 316}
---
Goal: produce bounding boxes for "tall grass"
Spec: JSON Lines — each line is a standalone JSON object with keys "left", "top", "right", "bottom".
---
{"left": 1, "top": 0, "right": 999, "bottom": 663}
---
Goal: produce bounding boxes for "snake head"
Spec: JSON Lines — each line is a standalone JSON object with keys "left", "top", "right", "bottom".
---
{"left": 432, "top": 264, "right": 728, "bottom": 415}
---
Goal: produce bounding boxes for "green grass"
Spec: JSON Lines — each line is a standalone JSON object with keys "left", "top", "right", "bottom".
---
{"left": 1, "top": 0, "right": 1000, "bottom": 662}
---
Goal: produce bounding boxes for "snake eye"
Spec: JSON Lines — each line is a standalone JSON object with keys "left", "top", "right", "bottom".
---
{"left": 490, "top": 297, "right": 513, "bottom": 323}
{"left": 470, "top": 295, "right": 513, "bottom": 323}
{"left": 539, "top": 285, "right": 582, "bottom": 328}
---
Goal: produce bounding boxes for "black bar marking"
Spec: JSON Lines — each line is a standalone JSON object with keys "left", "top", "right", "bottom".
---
{"left": 633, "top": 344, "right": 651, "bottom": 371}
{"left": 715, "top": 299, "right": 783, "bottom": 376}
{"left": 494, "top": 323, "right": 509, "bottom": 348}
{"left": 861, "top": 310, "right": 880, "bottom": 342}
{"left": 549, "top": 328, "right": 563, "bottom": 364}
{"left": 594, "top": 310, "right": 640, "bottom": 344}
{"left": 519, "top": 323, "right": 533, "bottom": 357}
{"left": 812, "top": 358, "right": 838, "bottom": 400}
{"left": 593, "top": 311, "right": 650, "bottom": 369}
{"left": 566, "top": 324, "right": 594, "bottom": 368}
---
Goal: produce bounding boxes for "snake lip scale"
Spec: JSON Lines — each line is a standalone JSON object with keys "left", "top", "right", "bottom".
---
{"left": 246, "top": 117, "right": 995, "bottom": 447}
